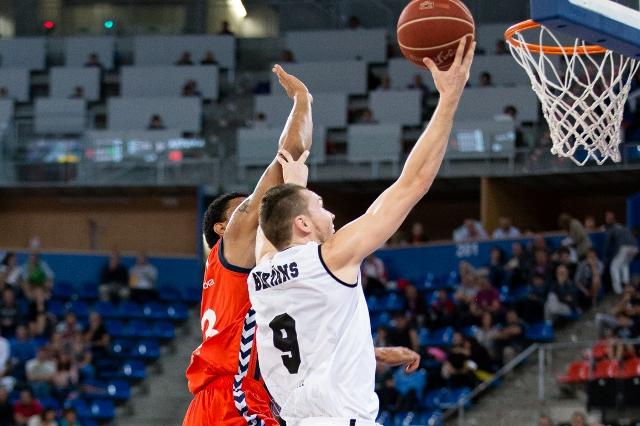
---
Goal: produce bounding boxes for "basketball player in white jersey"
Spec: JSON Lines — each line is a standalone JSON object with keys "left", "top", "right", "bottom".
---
{"left": 249, "top": 37, "right": 476, "bottom": 425}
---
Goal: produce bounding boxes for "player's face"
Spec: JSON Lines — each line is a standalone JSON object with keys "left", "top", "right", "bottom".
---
{"left": 303, "top": 190, "right": 335, "bottom": 243}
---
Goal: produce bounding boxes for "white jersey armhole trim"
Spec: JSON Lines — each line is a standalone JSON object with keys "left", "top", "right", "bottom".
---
{"left": 317, "top": 244, "right": 358, "bottom": 288}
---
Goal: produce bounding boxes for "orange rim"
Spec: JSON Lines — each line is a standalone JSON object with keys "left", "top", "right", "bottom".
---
{"left": 505, "top": 19, "right": 607, "bottom": 55}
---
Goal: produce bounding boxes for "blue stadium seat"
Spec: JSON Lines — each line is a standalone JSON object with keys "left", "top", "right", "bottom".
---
{"left": 47, "top": 300, "right": 65, "bottom": 318}
{"left": 376, "top": 410, "right": 393, "bottom": 426}
{"left": 39, "top": 396, "right": 60, "bottom": 410}
{"left": 67, "top": 300, "right": 89, "bottom": 319}
{"left": 120, "top": 360, "right": 147, "bottom": 381}
{"left": 166, "top": 303, "right": 189, "bottom": 322}
{"left": 131, "top": 340, "right": 161, "bottom": 362}
{"left": 105, "top": 320, "right": 127, "bottom": 339}
{"left": 93, "top": 301, "right": 116, "bottom": 319}
{"left": 114, "top": 301, "right": 144, "bottom": 320}
{"left": 106, "top": 380, "right": 131, "bottom": 402}
{"left": 142, "top": 302, "right": 168, "bottom": 320}
{"left": 425, "top": 387, "right": 471, "bottom": 410}
{"left": 393, "top": 368, "right": 427, "bottom": 399}
{"left": 462, "top": 325, "right": 479, "bottom": 338}
{"left": 181, "top": 285, "right": 201, "bottom": 305}
{"left": 418, "top": 328, "right": 430, "bottom": 347}
{"left": 394, "top": 411, "right": 442, "bottom": 426}
{"left": 525, "top": 321, "right": 555, "bottom": 343}
{"left": 366, "top": 295, "right": 380, "bottom": 313}
{"left": 77, "top": 281, "right": 99, "bottom": 301}
{"left": 150, "top": 321, "right": 176, "bottom": 341}
{"left": 110, "top": 340, "right": 133, "bottom": 358}
{"left": 88, "top": 399, "right": 115, "bottom": 421}
{"left": 423, "top": 327, "right": 454, "bottom": 347}
{"left": 446, "top": 270, "right": 460, "bottom": 286}
{"left": 383, "top": 293, "right": 405, "bottom": 311}
{"left": 67, "top": 398, "right": 91, "bottom": 418}
{"left": 158, "top": 284, "right": 183, "bottom": 303}
{"left": 372, "top": 312, "right": 392, "bottom": 330}
{"left": 126, "top": 320, "right": 153, "bottom": 338}
{"left": 52, "top": 280, "right": 74, "bottom": 300}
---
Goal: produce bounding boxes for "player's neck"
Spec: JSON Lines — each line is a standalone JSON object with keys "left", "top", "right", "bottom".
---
{"left": 286, "top": 234, "right": 320, "bottom": 250}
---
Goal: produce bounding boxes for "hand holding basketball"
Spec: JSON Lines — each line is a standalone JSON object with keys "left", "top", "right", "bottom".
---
{"left": 423, "top": 36, "right": 475, "bottom": 100}
{"left": 273, "top": 64, "right": 313, "bottom": 102}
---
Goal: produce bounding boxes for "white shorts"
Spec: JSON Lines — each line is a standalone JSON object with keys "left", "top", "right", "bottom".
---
{"left": 292, "top": 418, "right": 380, "bottom": 426}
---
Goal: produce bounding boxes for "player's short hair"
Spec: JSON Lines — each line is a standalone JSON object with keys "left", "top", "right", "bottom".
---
{"left": 202, "top": 192, "right": 248, "bottom": 249}
{"left": 260, "top": 184, "right": 308, "bottom": 250}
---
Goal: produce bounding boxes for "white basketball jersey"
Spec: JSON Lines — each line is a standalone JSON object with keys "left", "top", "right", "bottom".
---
{"left": 248, "top": 241, "right": 378, "bottom": 422}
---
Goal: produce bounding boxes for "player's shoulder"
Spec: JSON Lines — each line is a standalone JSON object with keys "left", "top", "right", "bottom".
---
{"left": 208, "top": 239, "right": 252, "bottom": 276}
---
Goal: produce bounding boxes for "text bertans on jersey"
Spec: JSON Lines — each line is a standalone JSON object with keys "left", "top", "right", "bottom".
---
{"left": 252, "top": 262, "right": 299, "bottom": 291}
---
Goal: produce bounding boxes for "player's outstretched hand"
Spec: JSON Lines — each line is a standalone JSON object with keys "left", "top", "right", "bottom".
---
{"left": 277, "top": 148, "right": 310, "bottom": 187}
{"left": 273, "top": 64, "right": 313, "bottom": 102}
{"left": 375, "top": 346, "right": 421, "bottom": 373}
{"left": 422, "top": 35, "right": 475, "bottom": 101}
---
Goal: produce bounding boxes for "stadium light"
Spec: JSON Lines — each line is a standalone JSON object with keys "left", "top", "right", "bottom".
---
{"left": 230, "top": 0, "right": 247, "bottom": 18}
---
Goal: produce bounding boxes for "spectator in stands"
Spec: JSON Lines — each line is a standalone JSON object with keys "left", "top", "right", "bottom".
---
{"left": 442, "top": 332, "right": 479, "bottom": 388}
{"left": 479, "top": 71, "right": 493, "bottom": 87}
{"left": 59, "top": 408, "right": 80, "bottom": 426}
{"left": 27, "top": 408, "right": 57, "bottom": 426}
{"left": 0, "top": 288, "right": 20, "bottom": 337}
{"left": 99, "top": 250, "right": 129, "bottom": 303}
{"left": 584, "top": 214, "right": 599, "bottom": 232}
{"left": 374, "top": 73, "right": 391, "bottom": 91}
{"left": 430, "top": 289, "right": 455, "bottom": 329}
{"left": 51, "top": 352, "right": 78, "bottom": 404}
{"left": 0, "top": 387, "right": 13, "bottom": 426}
{"left": 570, "top": 412, "right": 587, "bottom": 426}
{"left": 475, "top": 311, "right": 499, "bottom": 357}
{"left": 251, "top": 112, "right": 268, "bottom": 129}
{"left": 405, "top": 284, "right": 428, "bottom": 327}
{"left": 505, "top": 242, "right": 530, "bottom": 288}
{"left": 27, "top": 287, "right": 54, "bottom": 340}
{"left": 538, "top": 414, "right": 553, "bottom": 426}
{"left": 84, "top": 52, "right": 103, "bottom": 69}
{"left": 495, "top": 39, "right": 509, "bottom": 55}
{"left": 407, "top": 74, "right": 430, "bottom": 110}
{"left": 219, "top": 20, "right": 234, "bottom": 36}
{"left": 409, "top": 222, "right": 427, "bottom": 245}
{"left": 604, "top": 211, "right": 639, "bottom": 294}
{"left": 0, "top": 332, "right": 8, "bottom": 378}
{"left": 20, "top": 253, "right": 53, "bottom": 301}
{"left": 492, "top": 217, "right": 521, "bottom": 240}
{"left": 531, "top": 249, "right": 552, "bottom": 282}
{"left": 487, "top": 247, "right": 506, "bottom": 288}
{"left": 388, "top": 314, "right": 419, "bottom": 353}
{"left": 575, "top": 248, "right": 603, "bottom": 308}
{"left": 558, "top": 213, "right": 592, "bottom": 259}
{"left": 522, "top": 273, "right": 549, "bottom": 323}
{"left": 68, "top": 86, "right": 83, "bottom": 99}
{"left": 500, "top": 105, "right": 526, "bottom": 149}
{"left": 453, "top": 219, "right": 488, "bottom": 242}
{"left": 84, "top": 312, "right": 109, "bottom": 359}
{"left": 0, "top": 87, "right": 8, "bottom": 98}
{"left": 147, "top": 114, "right": 166, "bottom": 130}
{"left": 610, "top": 312, "right": 637, "bottom": 361}
{"left": 493, "top": 309, "right": 526, "bottom": 364}
{"left": 356, "top": 108, "right": 377, "bottom": 124}
{"left": 0, "top": 252, "right": 22, "bottom": 289}
{"left": 200, "top": 50, "right": 218, "bottom": 65}
{"left": 280, "top": 50, "right": 295, "bottom": 63}
{"left": 544, "top": 264, "right": 579, "bottom": 322}
{"left": 26, "top": 347, "right": 55, "bottom": 399}
{"left": 362, "top": 254, "right": 387, "bottom": 297}
{"left": 529, "top": 234, "right": 550, "bottom": 256}
{"left": 176, "top": 51, "right": 194, "bottom": 66}
{"left": 11, "top": 325, "right": 37, "bottom": 373}
{"left": 55, "top": 313, "right": 81, "bottom": 345}
{"left": 347, "top": 15, "right": 362, "bottom": 30}
{"left": 473, "top": 275, "right": 501, "bottom": 315}
{"left": 454, "top": 262, "right": 478, "bottom": 305}
{"left": 181, "top": 79, "right": 202, "bottom": 97}
{"left": 13, "top": 389, "right": 42, "bottom": 426}
{"left": 129, "top": 253, "right": 158, "bottom": 302}
{"left": 552, "top": 246, "right": 577, "bottom": 280}
{"left": 374, "top": 364, "right": 398, "bottom": 413}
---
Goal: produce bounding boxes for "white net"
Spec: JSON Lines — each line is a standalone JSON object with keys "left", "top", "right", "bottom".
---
{"left": 508, "top": 25, "right": 640, "bottom": 166}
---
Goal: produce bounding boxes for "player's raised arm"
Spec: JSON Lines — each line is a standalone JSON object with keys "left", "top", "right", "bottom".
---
{"left": 224, "top": 66, "right": 313, "bottom": 269}
{"left": 322, "top": 36, "right": 475, "bottom": 283}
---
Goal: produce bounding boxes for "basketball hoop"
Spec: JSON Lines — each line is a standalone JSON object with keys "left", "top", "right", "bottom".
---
{"left": 505, "top": 20, "right": 640, "bottom": 166}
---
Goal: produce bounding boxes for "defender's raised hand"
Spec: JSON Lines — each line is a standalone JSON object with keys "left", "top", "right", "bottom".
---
{"left": 423, "top": 36, "right": 476, "bottom": 101}
{"left": 273, "top": 64, "right": 313, "bottom": 102}
{"left": 277, "top": 148, "right": 310, "bottom": 187}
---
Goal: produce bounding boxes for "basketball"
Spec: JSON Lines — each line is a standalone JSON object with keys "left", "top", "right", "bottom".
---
{"left": 397, "top": 0, "right": 475, "bottom": 70}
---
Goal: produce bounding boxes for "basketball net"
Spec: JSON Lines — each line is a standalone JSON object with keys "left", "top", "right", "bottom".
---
{"left": 506, "top": 22, "right": 640, "bottom": 166}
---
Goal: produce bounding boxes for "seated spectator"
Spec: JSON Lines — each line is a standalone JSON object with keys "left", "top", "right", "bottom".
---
{"left": 473, "top": 276, "right": 501, "bottom": 315}
{"left": 454, "top": 263, "right": 478, "bottom": 305}
{"left": 84, "top": 52, "right": 103, "bottom": 69}
{"left": 20, "top": 253, "right": 53, "bottom": 300}
{"left": 181, "top": 79, "right": 202, "bottom": 97}
{"left": 558, "top": 213, "right": 592, "bottom": 259}
{"left": 27, "top": 408, "right": 56, "bottom": 426}
{"left": 531, "top": 249, "right": 552, "bottom": 283}
{"left": 479, "top": 71, "right": 493, "bottom": 87}
{"left": 404, "top": 284, "right": 427, "bottom": 327}
{"left": 59, "top": 408, "right": 80, "bottom": 426}
{"left": 569, "top": 412, "right": 587, "bottom": 426}
{"left": 429, "top": 289, "right": 455, "bottom": 329}
{"left": 0, "top": 87, "right": 8, "bottom": 98}
{"left": 27, "top": 288, "right": 54, "bottom": 341}
{"left": 409, "top": 222, "right": 428, "bottom": 245}
{"left": 492, "top": 217, "right": 521, "bottom": 240}
{"left": 500, "top": 105, "right": 526, "bottom": 148}
{"left": 544, "top": 264, "right": 579, "bottom": 322}
{"left": 0, "top": 386, "right": 13, "bottom": 426}
{"left": 374, "top": 363, "right": 398, "bottom": 412}
{"left": 387, "top": 314, "right": 419, "bottom": 353}
{"left": 505, "top": 242, "right": 530, "bottom": 288}
{"left": 55, "top": 313, "right": 82, "bottom": 345}
{"left": 538, "top": 414, "right": 553, "bottom": 426}
{"left": 495, "top": 39, "right": 508, "bottom": 55}
{"left": 200, "top": 50, "right": 218, "bottom": 65}
{"left": 0, "top": 288, "right": 20, "bottom": 337}
{"left": 99, "top": 251, "right": 129, "bottom": 303}
{"left": 583, "top": 215, "right": 598, "bottom": 232}
{"left": 68, "top": 86, "right": 83, "bottom": 99}
{"left": 551, "top": 246, "right": 577, "bottom": 280}
{"left": 442, "top": 332, "right": 478, "bottom": 388}
{"left": 493, "top": 310, "right": 526, "bottom": 364}
{"left": 129, "top": 253, "right": 158, "bottom": 302}
{"left": 373, "top": 327, "right": 389, "bottom": 347}
{"left": 51, "top": 352, "right": 78, "bottom": 403}
{"left": 522, "top": 273, "right": 549, "bottom": 323}
{"left": 176, "top": 51, "right": 194, "bottom": 66}
{"left": 218, "top": 20, "right": 234, "bottom": 36}
{"left": 147, "top": 114, "right": 166, "bottom": 130}
{"left": 375, "top": 73, "right": 391, "bottom": 91}
{"left": 25, "top": 348, "right": 55, "bottom": 400}
{"left": 475, "top": 311, "right": 499, "bottom": 357}
{"left": 528, "top": 234, "right": 550, "bottom": 256}
{"left": 407, "top": 74, "right": 430, "bottom": 108}
{"left": 356, "top": 108, "right": 377, "bottom": 124}
{"left": 487, "top": 247, "right": 506, "bottom": 288}
{"left": 10, "top": 326, "right": 37, "bottom": 371}
{"left": 574, "top": 248, "right": 603, "bottom": 308}
{"left": 280, "top": 49, "right": 295, "bottom": 63}
{"left": 0, "top": 252, "right": 22, "bottom": 289}
{"left": 347, "top": 15, "right": 361, "bottom": 30}
{"left": 13, "top": 389, "right": 42, "bottom": 426}
{"left": 610, "top": 312, "right": 638, "bottom": 361}
{"left": 453, "top": 219, "right": 488, "bottom": 242}
{"left": 604, "top": 211, "right": 639, "bottom": 294}
{"left": 84, "top": 312, "right": 109, "bottom": 359}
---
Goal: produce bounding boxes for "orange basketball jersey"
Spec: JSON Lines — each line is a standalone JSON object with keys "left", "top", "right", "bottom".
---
{"left": 186, "top": 239, "right": 263, "bottom": 395}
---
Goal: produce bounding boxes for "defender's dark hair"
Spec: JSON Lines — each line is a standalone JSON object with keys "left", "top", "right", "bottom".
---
{"left": 202, "top": 192, "right": 248, "bottom": 248}
{"left": 259, "top": 184, "right": 308, "bottom": 250}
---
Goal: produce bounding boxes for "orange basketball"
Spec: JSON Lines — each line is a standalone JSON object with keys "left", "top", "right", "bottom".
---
{"left": 397, "top": 0, "right": 475, "bottom": 70}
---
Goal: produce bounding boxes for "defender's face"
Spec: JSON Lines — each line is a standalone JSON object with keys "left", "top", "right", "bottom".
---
{"left": 302, "top": 190, "right": 335, "bottom": 243}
